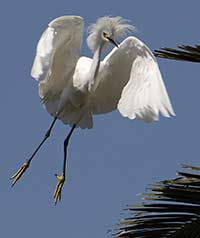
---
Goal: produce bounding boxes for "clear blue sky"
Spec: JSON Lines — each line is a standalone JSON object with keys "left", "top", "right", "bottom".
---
{"left": 1, "top": 0, "right": 200, "bottom": 237}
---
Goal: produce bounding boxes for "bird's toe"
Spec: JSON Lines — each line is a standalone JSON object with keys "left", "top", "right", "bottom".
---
{"left": 53, "top": 174, "right": 65, "bottom": 205}
{"left": 10, "top": 159, "right": 31, "bottom": 187}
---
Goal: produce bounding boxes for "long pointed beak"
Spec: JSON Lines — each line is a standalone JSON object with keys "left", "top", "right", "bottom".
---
{"left": 107, "top": 37, "right": 119, "bottom": 48}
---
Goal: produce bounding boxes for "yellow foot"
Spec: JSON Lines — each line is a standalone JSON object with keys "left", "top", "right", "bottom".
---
{"left": 54, "top": 174, "right": 65, "bottom": 205}
{"left": 10, "top": 159, "right": 31, "bottom": 187}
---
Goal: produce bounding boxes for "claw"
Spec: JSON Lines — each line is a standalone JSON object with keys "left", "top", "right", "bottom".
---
{"left": 11, "top": 159, "right": 31, "bottom": 187}
{"left": 54, "top": 174, "right": 65, "bottom": 205}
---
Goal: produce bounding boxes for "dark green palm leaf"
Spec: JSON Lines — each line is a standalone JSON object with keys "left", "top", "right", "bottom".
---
{"left": 114, "top": 164, "right": 200, "bottom": 238}
{"left": 154, "top": 45, "right": 200, "bottom": 62}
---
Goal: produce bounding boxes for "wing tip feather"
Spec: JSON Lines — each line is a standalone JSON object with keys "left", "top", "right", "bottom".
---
{"left": 48, "top": 15, "right": 83, "bottom": 28}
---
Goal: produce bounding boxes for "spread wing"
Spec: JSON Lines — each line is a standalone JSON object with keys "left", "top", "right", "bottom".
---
{"left": 31, "top": 16, "right": 84, "bottom": 103}
{"left": 92, "top": 36, "right": 175, "bottom": 122}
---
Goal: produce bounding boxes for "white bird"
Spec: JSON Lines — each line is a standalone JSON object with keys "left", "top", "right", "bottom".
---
{"left": 11, "top": 15, "right": 175, "bottom": 204}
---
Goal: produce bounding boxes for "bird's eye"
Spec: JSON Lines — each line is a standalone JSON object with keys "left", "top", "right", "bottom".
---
{"left": 103, "top": 32, "right": 109, "bottom": 39}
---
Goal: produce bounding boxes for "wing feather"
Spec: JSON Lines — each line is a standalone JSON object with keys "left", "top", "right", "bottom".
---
{"left": 31, "top": 16, "right": 84, "bottom": 101}
{"left": 92, "top": 36, "right": 175, "bottom": 122}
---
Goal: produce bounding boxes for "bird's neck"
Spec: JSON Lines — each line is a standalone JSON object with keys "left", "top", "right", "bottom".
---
{"left": 87, "top": 45, "right": 102, "bottom": 92}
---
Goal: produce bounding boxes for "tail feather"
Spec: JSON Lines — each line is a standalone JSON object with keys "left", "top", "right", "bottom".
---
{"left": 59, "top": 104, "right": 93, "bottom": 129}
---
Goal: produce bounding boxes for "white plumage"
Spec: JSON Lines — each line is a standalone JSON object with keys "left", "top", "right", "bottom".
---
{"left": 31, "top": 15, "right": 175, "bottom": 129}
{"left": 11, "top": 15, "right": 175, "bottom": 204}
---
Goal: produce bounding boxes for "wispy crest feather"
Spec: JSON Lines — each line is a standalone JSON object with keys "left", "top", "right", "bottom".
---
{"left": 87, "top": 16, "right": 135, "bottom": 51}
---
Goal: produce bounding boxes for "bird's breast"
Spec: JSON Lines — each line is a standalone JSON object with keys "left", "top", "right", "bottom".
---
{"left": 73, "top": 57, "right": 92, "bottom": 91}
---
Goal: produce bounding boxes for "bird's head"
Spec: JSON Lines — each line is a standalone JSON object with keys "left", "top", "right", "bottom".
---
{"left": 87, "top": 16, "right": 135, "bottom": 52}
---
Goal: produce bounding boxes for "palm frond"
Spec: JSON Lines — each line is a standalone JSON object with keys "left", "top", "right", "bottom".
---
{"left": 154, "top": 45, "right": 200, "bottom": 62}
{"left": 114, "top": 164, "right": 200, "bottom": 238}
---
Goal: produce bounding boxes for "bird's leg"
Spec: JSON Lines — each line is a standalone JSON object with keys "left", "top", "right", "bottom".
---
{"left": 54, "top": 123, "right": 76, "bottom": 204}
{"left": 11, "top": 117, "right": 57, "bottom": 187}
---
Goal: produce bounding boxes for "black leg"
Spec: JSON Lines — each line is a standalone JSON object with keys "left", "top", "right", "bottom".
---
{"left": 11, "top": 117, "right": 57, "bottom": 186}
{"left": 29, "top": 117, "right": 57, "bottom": 162}
{"left": 63, "top": 124, "right": 76, "bottom": 177}
{"left": 54, "top": 124, "right": 76, "bottom": 204}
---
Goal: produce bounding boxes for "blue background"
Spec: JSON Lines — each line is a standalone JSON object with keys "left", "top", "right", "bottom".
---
{"left": 1, "top": 1, "right": 200, "bottom": 237}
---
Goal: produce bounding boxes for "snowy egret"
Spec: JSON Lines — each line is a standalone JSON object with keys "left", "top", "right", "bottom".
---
{"left": 11, "top": 15, "right": 175, "bottom": 204}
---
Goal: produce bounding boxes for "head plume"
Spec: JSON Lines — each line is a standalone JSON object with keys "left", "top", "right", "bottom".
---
{"left": 87, "top": 16, "right": 135, "bottom": 52}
